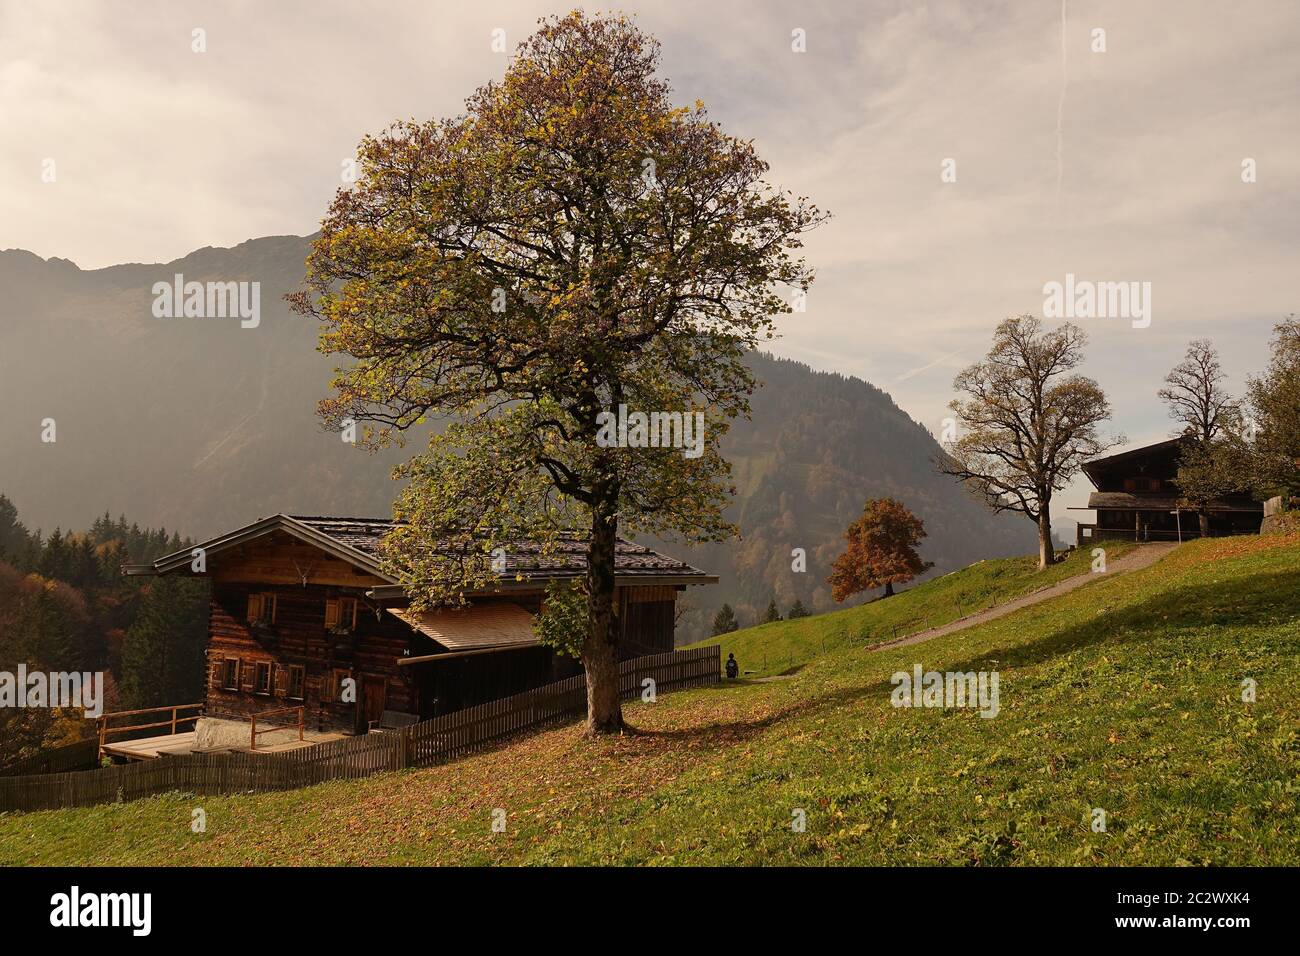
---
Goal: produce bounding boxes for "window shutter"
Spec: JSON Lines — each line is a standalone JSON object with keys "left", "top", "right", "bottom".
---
{"left": 246, "top": 593, "right": 262, "bottom": 623}
{"left": 274, "top": 664, "right": 289, "bottom": 698}
{"left": 241, "top": 661, "right": 255, "bottom": 692}
{"left": 348, "top": 598, "right": 358, "bottom": 630}
{"left": 324, "top": 598, "right": 339, "bottom": 628}
{"left": 266, "top": 594, "right": 277, "bottom": 624}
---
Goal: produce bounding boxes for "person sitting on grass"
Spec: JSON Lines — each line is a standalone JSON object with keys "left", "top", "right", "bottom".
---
{"left": 725, "top": 653, "right": 739, "bottom": 679}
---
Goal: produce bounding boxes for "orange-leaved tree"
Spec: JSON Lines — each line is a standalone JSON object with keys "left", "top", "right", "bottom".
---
{"left": 828, "top": 498, "right": 932, "bottom": 600}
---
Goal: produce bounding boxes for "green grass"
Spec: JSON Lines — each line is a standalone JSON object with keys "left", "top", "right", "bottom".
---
{"left": 687, "top": 540, "right": 1138, "bottom": 677}
{"left": 1, "top": 534, "right": 1295, "bottom": 866}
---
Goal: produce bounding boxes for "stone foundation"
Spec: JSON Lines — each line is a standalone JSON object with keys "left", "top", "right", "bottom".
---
{"left": 1261, "top": 496, "right": 1299, "bottom": 535}
{"left": 194, "top": 716, "right": 302, "bottom": 752}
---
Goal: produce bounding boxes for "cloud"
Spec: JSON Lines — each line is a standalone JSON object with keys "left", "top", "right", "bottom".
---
{"left": 1, "top": 0, "right": 1295, "bottom": 525}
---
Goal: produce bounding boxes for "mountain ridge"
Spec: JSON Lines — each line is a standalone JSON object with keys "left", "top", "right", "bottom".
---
{"left": 0, "top": 235, "right": 1034, "bottom": 640}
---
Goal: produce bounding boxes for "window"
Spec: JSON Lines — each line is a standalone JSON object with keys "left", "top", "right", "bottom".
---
{"left": 325, "top": 596, "right": 358, "bottom": 632}
{"left": 254, "top": 661, "right": 272, "bottom": 695}
{"left": 246, "top": 592, "right": 277, "bottom": 626}
{"left": 1123, "top": 477, "right": 1162, "bottom": 492}
{"left": 221, "top": 658, "right": 240, "bottom": 690}
{"left": 288, "top": 665, "right": 305, "bottom": 700}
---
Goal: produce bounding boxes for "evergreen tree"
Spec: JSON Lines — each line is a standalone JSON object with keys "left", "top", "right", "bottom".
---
{"left": 22, "top": 579, "right": 88, "bottom": 673}
{"left": 119, "top": 576, "right": 209, "bottom": 709}
{"left": 0, "top": 495, "right": 33, "bottom": 567}
{"left": 762, "top": 599, "right": 782, "bottom": 623}
{"left": 72, "top": 536, "right": 102, "bottom": 591}
{"left": 787, "top": 599, "right": 810, "bottom": 619}
{"left": 711, "top": 603, "right": 739, "bottom": 636}
{"left": 38, "top": 528, "right": 72, "bottom": 583}
{"left": 90, "top": 511, "right": 115, "bottom": 545}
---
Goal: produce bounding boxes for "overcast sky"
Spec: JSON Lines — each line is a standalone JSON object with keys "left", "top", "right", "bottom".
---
{"left": 2, "top": 0, "right": 1297, "bottom": 523}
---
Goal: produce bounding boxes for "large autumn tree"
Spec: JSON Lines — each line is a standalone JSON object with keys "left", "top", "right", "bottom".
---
{"left": 291, "top": 12, "right": 824, "bottom": 734}
{"left": 941, "top": 315, "right": 1119, "bottom": 569}
{"left": 828, "top": 498, "right": 931, "bottom": 600}
{"left": 1245, "top": 315, "right": 1300, "bottom": 497}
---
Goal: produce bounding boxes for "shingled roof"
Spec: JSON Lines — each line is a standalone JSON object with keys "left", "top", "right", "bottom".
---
{"left": 289, "top": 515, "right": 710, "bottom": 581}
{"left": 128, "top": 514, "right": 715, "bottom": 590}
{"left": 1082, "top": 492, "right": 1262, "bottom": 512}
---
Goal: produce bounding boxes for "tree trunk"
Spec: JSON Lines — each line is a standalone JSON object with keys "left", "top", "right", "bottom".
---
{"left": 1198, "top": 511, "right": 1210, "bottom": 538}
{"left": 883, "top": 581, "right": 894, "bottom": 597}
{"left": 582, "top": 497, "right": 623, "bottom": 735}
{"left": 1037, "top": 507, "right": 1055, "bottom": 569}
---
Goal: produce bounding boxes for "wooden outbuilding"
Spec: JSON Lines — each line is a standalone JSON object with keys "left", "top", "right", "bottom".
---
{"left": 1071, "top": 437, "right": 1263, "bottom": 545}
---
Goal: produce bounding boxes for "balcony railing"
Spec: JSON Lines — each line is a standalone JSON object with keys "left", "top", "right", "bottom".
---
{"left": 97, "top": 703, "right": 204, "bottom": 758}
{"left": 249, "top": 705, "right": 305, "bottom": 751}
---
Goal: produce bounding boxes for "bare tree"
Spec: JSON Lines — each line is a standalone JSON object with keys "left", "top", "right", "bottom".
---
{"left": 940, "top": 315, "right": 1120, "bottom": 569}
{"left": 1159, "top": 339, "right": 1243, "bottom": 535}
{"left": 1158, "top": 339, "right": 1239, "bottom": 443}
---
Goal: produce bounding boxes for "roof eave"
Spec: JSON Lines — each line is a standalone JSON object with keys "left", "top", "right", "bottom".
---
{"left": 366, "top": 572, "right": 718, "bottom": 603}
{"left": 1083, "top": 436, "right": 1189, "bottom": 472}
{"left": 144, "top": 514, "right": 395, "bottom": 581}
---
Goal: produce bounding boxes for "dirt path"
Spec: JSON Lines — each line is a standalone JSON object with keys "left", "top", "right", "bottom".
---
{"left": 870, "top": 542, "right": 1180, "bottom": 653}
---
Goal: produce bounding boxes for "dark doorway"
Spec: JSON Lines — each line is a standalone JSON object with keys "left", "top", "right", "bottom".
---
{"left": 361, "top": 676, "right": 387, "bottom": 731}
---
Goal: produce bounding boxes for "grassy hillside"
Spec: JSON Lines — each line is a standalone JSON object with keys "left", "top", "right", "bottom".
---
{"left": 1, "top": 534, "right": 1296, "bottom": 866}
{"left": 688, "top": 540, "right": 1137, "bottom": 677}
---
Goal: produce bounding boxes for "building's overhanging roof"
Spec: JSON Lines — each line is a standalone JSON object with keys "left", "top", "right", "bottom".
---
{"left": 1072, "top": 492, "right": 1263, "bottom": 512}
{"left": 289, "top": 517, "right": 717, "bottom": 586}
{"left": 124, "top": 514, "right": 717, "bottom": 593}
{"left": 1080, "top": 436, "right": 1189, "bottom": 489}
{"left": 122, "top": 514, "right": 391, "bottom": 580}
{"left": 387, "top": 603, "right": 538, "bottom": 652}
{"left": 364, "top": 571, "right": 719, "bottom": 604}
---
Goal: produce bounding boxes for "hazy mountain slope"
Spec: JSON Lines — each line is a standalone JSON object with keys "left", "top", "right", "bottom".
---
{"left": 0, "top": 237, "right": 1034, "bottom": 641}
{"left": 0, "top": 236, "right": 403, "bottom": 539}
{"left": 647, "top": 353, "right": 1034, "bottom": 638}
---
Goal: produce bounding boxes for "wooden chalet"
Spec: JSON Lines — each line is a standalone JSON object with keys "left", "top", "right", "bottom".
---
{"left": 1071, "top": 437, "right": 1263, "bottom": 545}
{"left": 124, "top": 515, "right": 715, "bottom": 739}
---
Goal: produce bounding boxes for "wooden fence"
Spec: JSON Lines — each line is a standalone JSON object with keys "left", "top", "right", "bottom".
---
{"left": 0, "top": 738, "right": 100, "bottom": 777}
{"left": 0, "top": 646, "right": 719, "bottom": 813}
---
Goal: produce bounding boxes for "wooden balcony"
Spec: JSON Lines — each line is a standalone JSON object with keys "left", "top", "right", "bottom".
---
{"left": 98, "top": 703, "right": 204, "bottom": 760}
{"left": 98, "top": 703, "right": 342, "bottom": 761}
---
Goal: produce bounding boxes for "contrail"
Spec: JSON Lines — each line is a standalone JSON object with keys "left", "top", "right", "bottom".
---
{"left": 1056, "top": 0, "right": 1067, "bottom": 204}
{"left": 895, "top": 349, "right": 965, "bottom": 383}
